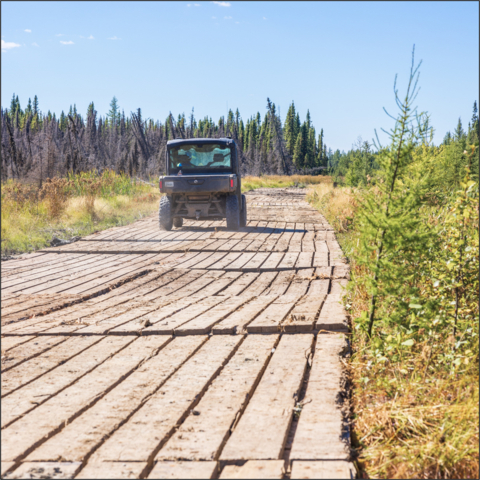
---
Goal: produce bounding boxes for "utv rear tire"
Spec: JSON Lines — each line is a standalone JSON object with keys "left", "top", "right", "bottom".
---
{"left": 173, "top": 217, "right": 183, "bottom": 228}
{"left": 240, "top": 194, "right": 247, "bottom": 227}
{"left": 159, "top": 196, "right": 173, "bottom": 231}
{"left": 226, "top": 195, "right": 240, "bottom": 231}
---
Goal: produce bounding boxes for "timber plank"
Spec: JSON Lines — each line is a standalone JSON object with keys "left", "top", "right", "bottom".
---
{"left": 241, "top": 271, "right": 278, "bottom": 296}
{"left": 312, "top": 251, "right": 329, "bottom": 268}
{"left": 330, "top": 279, "right": 348, "bottom": 294}
{"left": 141, "top": 270, "right": 206, "bottom": 299}
{"left": 247, "top": 295, "right": 300, "bottom": 333}
{"left": 205, "top": 252, "right": 242, "bottom": 270}
{"left": 174, "top": 295, "right": 255, "bottom": 335}
{"left": 316, "top": 294, "right": 348, "bottom": 332}
{"left": 108, "top": 297, "right": 200, "bottom": 334}
{"left": 76, "top": 462, "right": 145, "bottom": 479}
{"left": 288, "top": 224, "right": 306, "bottom": 253}
{"left": 148, "top": 461, "right": 218, "bottom": 479}
{"left": 86, "top": 335, "right": 242, "bottom": 462}
{"left": 1, "top": 254, "right": 117, "bottom": 294}
{"left": 1, "top": 463, "right": 15, "bottom": 477}
{"left": 274, "top": 223, "right": 295, "bottom": 252}
{"left": 307, "top": 280, "right": 330, "bottom": 296}
{"left": 25, "top": 336, "right": 206, "bottom": 463}
{"left": 295, "top": 252, "right": 313, "bottom": 269}
{"left": 184, "top": 271, "right": 242, "bottom": 297}
{"left": 194, "top": 252, "right": 229, "bottom": 269}
{"left": 262, "top": 271, "right": 295, "bottom": 296}
{"left": 141, "top": 297, "right": 227, "bottom": 335}
{"left": 241, "top": 252, "right": 270, "bottom": 271}
{"left": 220, "top": 461, "right": 284, "bottom": 479}
{"left": 282, "top": 294, "right": 326, "bottom": 333}
{"left": 157, "top": 335, "right": 278, "bottom": 461}
{"left": 162, "top": 270, "right": 225, "bottom": 299}
{"left": 301, "top": 230, "right": 316, "bottom": 253}
{"left": 1, "top": 335, "right": 69, "bottom": 373}
{"left": 2, "top": 462, "right": 81, "bottom": 479}
{"left": 290, "top": 335, "right": 350, "bottom": 461}
{"left": 1, "top": 336, "right": 169, "bottom": 462}
{"left": 290, "top": 461, "right": 355, "bottom": 479}
{"left": 276, "top": 252, "right": 299, "bottom": 270}
{"left": 1, "top": 336, "right": 133, "bottom": 429}
{"left": 224, "top": 253, "right": 256, "bottom": 270}
{"left": 220, "top": 334, "right": 313, "bottom": 461}
{"left": 212, "top": 295, "right": 278, "bottom": 334}
{"left": 259, "top": 252, "right": 284, "bottom": 270}
{"left": 217, "top": 272, "right": 260, "bottom": 296}
{"left": 1, "top": 336, "right": 103, "bottom": 396}
{"left": 285, "top": 269, "right": 314, "bottom": 297}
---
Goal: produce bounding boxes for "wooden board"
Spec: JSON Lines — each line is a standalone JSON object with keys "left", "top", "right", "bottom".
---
{"left": 220, "top": 334, "right": 313, "bottom": 461}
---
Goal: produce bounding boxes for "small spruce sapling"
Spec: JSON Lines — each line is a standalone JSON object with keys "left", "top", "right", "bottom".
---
{"left": 356, "top": 47, "right": 432, "bottom": 338}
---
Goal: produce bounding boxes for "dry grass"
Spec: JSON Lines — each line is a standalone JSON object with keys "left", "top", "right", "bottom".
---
{"left": 350, "top": 333, "right": 479, "bottom": 479}
{"left": 1, "top": 172, "right": 160, "bottom": 256}
{"left": 306, "top": 183, "right": 359, "bottom": 233}
{"left": 242, "top": 174, "right": 331, "bottom": 192}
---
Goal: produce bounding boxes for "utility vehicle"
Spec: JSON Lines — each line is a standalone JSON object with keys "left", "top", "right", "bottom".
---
{"left": 158, "top": 138, "right": 246, "bottom": 230}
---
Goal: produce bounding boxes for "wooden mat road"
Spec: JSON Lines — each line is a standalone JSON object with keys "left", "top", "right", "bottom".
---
{"left": 1, "top": 188, "right": 355, "bottom": 480}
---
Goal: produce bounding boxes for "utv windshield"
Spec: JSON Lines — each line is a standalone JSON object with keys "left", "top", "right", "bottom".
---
{"left": 168, "top": 143, "right": 232, "bottom": 174}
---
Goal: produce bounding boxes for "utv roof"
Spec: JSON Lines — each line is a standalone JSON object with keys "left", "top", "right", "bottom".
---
{"left": 166, "top": 137, "right": 235, "bottom": 146}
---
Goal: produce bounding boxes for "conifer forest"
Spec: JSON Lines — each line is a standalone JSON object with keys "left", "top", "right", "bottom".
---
{"left": 1, "top": 95, "right": 331, "bottom": 183}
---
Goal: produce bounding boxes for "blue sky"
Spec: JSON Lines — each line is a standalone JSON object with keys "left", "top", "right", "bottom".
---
{"left": 1, "top": 1, "right": 478, "bottom": 151}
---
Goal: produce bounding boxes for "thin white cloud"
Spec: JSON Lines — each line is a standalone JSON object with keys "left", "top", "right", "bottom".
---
{"left": 32, "top": 42, "right": 39, "bottom": 47}
{"left": 235, "top": 21, "right": 239, "bottom": 24}
{"left": 263, "top": 17, "right": 267, "bottom": 20}
{"left": 108, "top": 36, "right": 120, "bottom": 40}
{"left": 212, "top": 16, "right": 216, "bottom": 19}
{"left": 88, "top": 35, "right": 94, "bottom": 40}
{"left": 187, "top": 3, "right": 191, "bottom": 6}
{"left": 25, "top": 29, "right": 32, "bottom": 33}
{"left": 194, "top": 3, "right": 200, "bottom": 6}
{"left": 60, "top": 40, "right": 74, "bottom": 45}
{"left": 55, "top": 33, "right": 64, "bottom": 37}
{"left": 1, "top": 40, "right": 21, "bottom": 52}
{"left": 224, "top": 16, "right": 232, "bottom": 19}
{"left": 213, "top": 1, "right": 231, "bottom": 6}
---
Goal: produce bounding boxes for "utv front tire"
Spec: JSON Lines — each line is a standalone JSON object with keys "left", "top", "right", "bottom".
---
{"left": 159, "top": 196, "right": 173, "bottom": 231}
{"left": 173, "top": 217, "right": 183, "bottom": 228}
{"left": 240, "top": 194, "right": 247, "bottom": 227}
{"left": 226, "top": 195, "right": 240, "bottom": 231}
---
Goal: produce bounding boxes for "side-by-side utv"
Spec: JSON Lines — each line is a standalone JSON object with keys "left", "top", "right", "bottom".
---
{"left": 158, "top": 137, "right": 247, "bottom": 231}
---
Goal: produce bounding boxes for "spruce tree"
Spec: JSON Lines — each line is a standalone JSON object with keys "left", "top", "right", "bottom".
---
{"left": 108, "top": 97, "right": 119, "bottom": 126}
{"left": 25, "top": 98, "right": 32, "bottom": 116}
{"left": 87, "top": 102, "right": 95, "bottom": 118}
{"left": 9, "top": 94, "right": 17, "bottom": 117}
{"left": 317, "top": 129, "right": 324, "bottom": 166}
{"left": 33, "top": 95, "right": 39, "bottom": 116}
{"left": 357, "top": 48, "right": 431, "bottom": 337}
{"left": 455, "top": 117, "right": 465, "bottom": 140}
{"left": 284, "top": 102, "right": 296, "bottom": 155}
{"left": 293, "top": 132, "right": 304, "bottom": 168}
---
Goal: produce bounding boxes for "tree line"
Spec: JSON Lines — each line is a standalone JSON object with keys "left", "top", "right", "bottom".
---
{"left": 1, "top": 94, "right": 330, "bottom": 183}
{"left": 329, "top": 101, "right": 479, "bottom": 189}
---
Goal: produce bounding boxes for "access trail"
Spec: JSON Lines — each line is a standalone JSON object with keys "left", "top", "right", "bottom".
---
{"left": 1, "top": 188, "right": 354, "bottom": 480}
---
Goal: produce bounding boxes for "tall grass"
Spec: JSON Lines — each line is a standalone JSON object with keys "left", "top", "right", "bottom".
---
{"left": 1, "top": 170, "right": 160, "bottom": 256}
{"left": 242, "top": 174, "right": 331, "bottom": 192}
